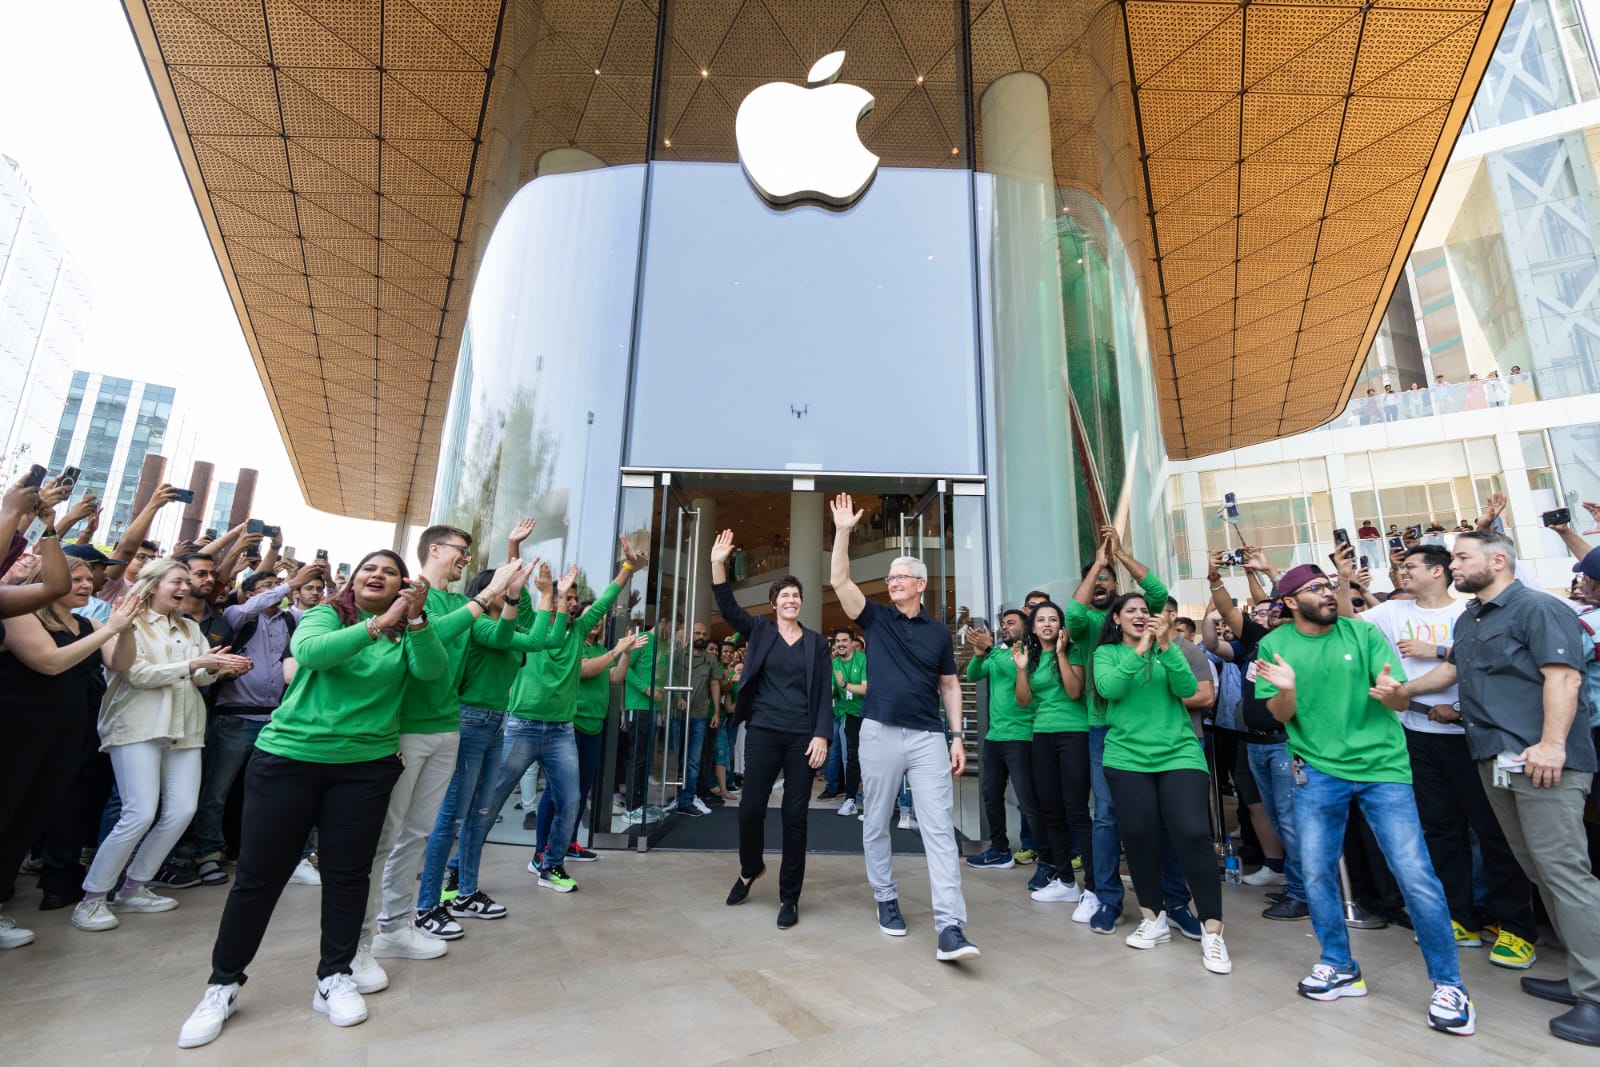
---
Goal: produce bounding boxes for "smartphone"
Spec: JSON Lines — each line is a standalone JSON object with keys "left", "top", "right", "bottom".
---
{"left": 1543, "top": 507, "right": 1572, "bottom": 527}
{"left": 60, "top": 465, "right": 81, "bottom": 487}
{"left": 1223, "top": 492, "right": 1239, "bottom": 520}
{"left": 172, "top": 488, "right": 195, "bottom": 504}
{"left": 246, "top": 519, "right": 265, "bottom": 535}
{"left": 263, "top": 524, "right": 282, "bottom": 539}
{"left": 283, "top": 546, "right": 296, "bottom": 559}
{"left": 1333, "top": 527, "right": 1350, "bottom": 547}
{"left": 337, "top": 563, "right": 352, "bottom": 580}
{"left": 22, "top": 464, "right": 46, "bottom": 489}
{"left": 1359, "top": 554, "right": 1370, "bottom": 570}
{"left": 1222, "top": 548, "right": 1246, "bottom": 566}
{"left": 204, "top": 528, "right": 219, "bottom": 539}
{"left": 315, "top": 548, "right": 329, "bottom": 560}
{"left": 1406, "top": 524, "right": 1423, "bottom": 539}
{"left": 1389, "top": 536, "right": 1404, "bottom": 551}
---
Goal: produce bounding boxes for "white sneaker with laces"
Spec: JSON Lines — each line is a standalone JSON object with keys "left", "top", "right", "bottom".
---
{"left": 691, "top": 796, "right": 713, "bottom": 816}
{"left": 71, "top": 897, "right": 119, "bottom": 931}
{"left": 1201, "top": 929, "right": 1232, "bottom": 974}
{"left": 837, "top": 798, "right": 858, "bottom": 817}
{"left": 1240, "top": 866, "right": 1285, "bottom": 887}
{"left": 312, "top": 973, "right": 367, "bottom": 1027}
{"left": 1030, "top": 878, "right": 1082, "bottom": 903}
{"left": 112, "top": 886, "right": 179, "bottom": 913}
{"left": 370, "top": 923, "right": 448, "bottom": 960}
{"left": 289, "top": 858, "right": 322, "bottom": 886}
{"left": 1126, "top": 912, "right": 1171, "bottom": 949}
{"left": 1071, "top": 890, "right": 1102, "bottom": 924}
{"left": 178, "top": 982, "right": 240, "bottom": 1048}
{"left": 0, "top": 911, "right": 34, "bottom": 948}
{"left": 351, "top": 945, "right": 389, "bottom": 993}
{"left": 898, "top": 811, "right": 914, "bottom": 830}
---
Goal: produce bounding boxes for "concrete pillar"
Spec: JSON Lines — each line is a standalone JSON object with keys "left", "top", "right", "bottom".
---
{"left": 130, "top": 453, "right": 167, "bottom": 518}
{"left": 228, "top": 468, "right": 258, "bottom": 528}
{"left": 789, "top": 490, "right": 823, "bottom": 632}
{"left": 178, "top": 460, "right": 213, "bottom": 542}
{"left": 690, "top": 497, "right": 716, "bottom": 626}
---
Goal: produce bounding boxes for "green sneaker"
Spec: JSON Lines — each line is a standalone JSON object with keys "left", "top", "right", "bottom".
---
{"left": 1070, "top": 854, "right": 1083, "bottom": 872}
{"left": 440, "top": 866, "right": 459, "bottom": 903}
{"left": 1013, "top": 848, "right": 1038, "bottom": 865}
{"left": 536, "top": 863, "right": 577, "bottom": 893}
{"left": 1489, "top": 929, "right": 1536, "bottom": 969}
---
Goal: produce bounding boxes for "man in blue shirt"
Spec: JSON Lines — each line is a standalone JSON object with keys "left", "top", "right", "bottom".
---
{"left": 829, "top": 494, "right": 977, "bottom": 963}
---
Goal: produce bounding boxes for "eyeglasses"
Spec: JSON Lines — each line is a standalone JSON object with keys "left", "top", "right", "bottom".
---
{"left": 1297, "top": 582, "right": 1338, "bottom": 596}
{"left": 132, "top": 552, "right": 157, "bottom": 562}
{"left": 438, "top": 542, "right": 472, "bottom": 557}
{"left": 885, "top": 574, "right": 922, "bottom": 584}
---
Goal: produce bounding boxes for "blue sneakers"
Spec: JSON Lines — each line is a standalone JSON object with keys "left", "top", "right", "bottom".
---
{"left": 936, "top": 925, "right": 980, "bottom": 962}
{"left": 1026, "top": 862, "right": 1056, "bottom": 892}
{"left": 1167, "top": 903, "right": 1203, "bottom": 941}
{"left": 1089, "top": 903, "right": 1119, "bottom": 934}
{"left": 965, "top": 848, "right": 1015, "bottom": 870}
{"left": 877, "top": 899, "right": 908, "bottom": 936}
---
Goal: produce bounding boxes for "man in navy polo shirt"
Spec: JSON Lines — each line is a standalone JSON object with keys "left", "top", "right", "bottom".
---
{"left": 829, "top": 493, "right": 978, "bottom": 962}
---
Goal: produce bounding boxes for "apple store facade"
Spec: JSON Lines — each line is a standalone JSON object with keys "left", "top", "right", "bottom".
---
{"left": 428, "top": 3, "right": 1175, "bottom": 849}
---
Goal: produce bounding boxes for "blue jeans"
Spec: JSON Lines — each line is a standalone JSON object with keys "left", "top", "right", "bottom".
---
{"left": 1088, "top": 725, "right": 1189, "bottom": 912}
{"left": 190, "top": 716, "right": 267, "bottom": 859}
{"left": 1296, "top": 764, "right": 1461, "bottom": 986}
{"left": 824, "top": 716, "right": 847, "bottom": 793}
{"left": 420, "top": 706, "right": 506, "bottom": 906}
{"left": 677, "top": 717, "right": 709, "bottom": 809}
{"left": 537, "top": 727, "right": 602, "bottom": 855}
{"left": 1247, "top": 741, "right": 1307, "bottom": 902}
{"left": 484, "top": 718, "right": 579, "bottom": 868}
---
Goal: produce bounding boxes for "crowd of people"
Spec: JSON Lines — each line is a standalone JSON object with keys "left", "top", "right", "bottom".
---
{"left": 1, "top": 471, "right": 1598, "bottom": 1050}
{"left": 1350, "top": 366, "right": 1537, "bottom": 424}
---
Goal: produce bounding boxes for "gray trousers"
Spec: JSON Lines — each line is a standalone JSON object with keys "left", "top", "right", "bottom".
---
{"left": 859, "top": 719, "right": 966, "bottom": 932}
{"left": 1477, "top": 762, "right": 1600, "bottom": 1005}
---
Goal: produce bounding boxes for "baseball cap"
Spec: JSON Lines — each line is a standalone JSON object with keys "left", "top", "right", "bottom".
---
{"left": 64, "top": 544, "right": 112, "bottom": 565}
{"left": 1278, "top": 563, "right": 1327, "bottom": 598}
{"left": 1573, "top": 546, "right": 1600, "bottom": 583}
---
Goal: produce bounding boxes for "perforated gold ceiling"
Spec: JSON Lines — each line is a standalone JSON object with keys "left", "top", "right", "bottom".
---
{"left": 125, "top": 0, "right": 1507, "bottom": 518}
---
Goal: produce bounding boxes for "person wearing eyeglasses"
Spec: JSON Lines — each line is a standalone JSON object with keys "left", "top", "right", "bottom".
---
{"left": 1252, "top": 563, "right": 1474, "bottom": 1038}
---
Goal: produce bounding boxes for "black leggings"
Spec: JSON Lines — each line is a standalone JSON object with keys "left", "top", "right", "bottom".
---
{"left": 1103, "top": 766, "right": 1221, "bottom": 921}
{"left": 842, "top": 715, "right": 863, "bottom": 798}
{"left": 980, "top": 738, "right": 1036, "bottom": 855}
{"left": 738, "top": 726, "right": 813, "bottom": 904}
{"left": 208, "top": 752, "right": 401, "bottom": 985}
{"left": 1031, "top": 731, "right": 1092, "bottom": 880}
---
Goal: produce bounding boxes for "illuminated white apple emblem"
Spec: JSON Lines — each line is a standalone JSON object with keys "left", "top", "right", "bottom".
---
{"left": 735, "top": 51, "right": 879, "bottom": 207}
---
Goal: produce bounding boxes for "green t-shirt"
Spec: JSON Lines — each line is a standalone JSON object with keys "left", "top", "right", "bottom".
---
{"left": 397, "top": 587, "right": 516, "bottom": 734}
{"left": 967, "top": 647, "right": 1032, "bottom": 741}
{"left": 574, "top": 642, "right": 613, "bottom": 735}
{"left": 1065, "top": 571, "right": 1169, "bottom": 644}
{"left": 1092, "top": 641, "right": 1206, "bottom": 773}
{"left": 458, "top": 609, "right": 558, "bottom": 711}
{"left": 1253, "top": 617, "right": 1412, "bottom": 784}
{"left": 832, "top": 650, "right": 867, "bottom": 718}
{"left": 1028, "top": 648, "right": 1088, "bottom": 733}
{"left": 508, "top": 581, "right": 624, "bottom": 722}
{"left": 257, "top": 604, "right": 447, "bottom": 764}
{"left": 624, "top": 630, "right": 658, "bottom": 711}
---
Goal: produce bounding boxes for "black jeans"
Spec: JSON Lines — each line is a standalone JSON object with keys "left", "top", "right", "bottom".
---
{"left": 980, "top": 738, "right": 1035, "bottom": 855}
{"left": 624, "top": 709, "right": 655, "bottom": 811}
{"left": 1103, "top": 766, "right": 1221, "bottom": 921}
{"left": 0, "top": 702, "right": 87, "bottom": 904}
{"left": 208, "top": 751, "right": 401, "bottom": 985}
{"left": 37, "top": 740, "right": 114, "bottom": 898}
{"left": 1406, "top": 728, "right": 1536, "bottom": 939}
{"left": 843, "top": 715, "right": 863, "bottom": 798}
{"left": 1031, "top": 732, "right": 1091, "bottom": 877}
{"left": 738, "top": 726, "right": 812, "bottom": 904}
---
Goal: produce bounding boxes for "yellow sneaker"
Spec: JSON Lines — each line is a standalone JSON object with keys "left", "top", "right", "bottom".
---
{"left": 1453, "top": 920, "right": 1482, "bottom": 947}
{"left": 1479, "top": 921, "right": 1500, "bottom": 944}
{"left": 1013, "top": 849, "right": 1038, "bottom": 865}
{"left": 1489, "top": 929, "right": 1536, "bottom": 969}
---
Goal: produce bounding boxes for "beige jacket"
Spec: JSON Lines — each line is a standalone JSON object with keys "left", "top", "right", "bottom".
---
{"left": 97, "top": 609, "right": 218, "bottom": 751}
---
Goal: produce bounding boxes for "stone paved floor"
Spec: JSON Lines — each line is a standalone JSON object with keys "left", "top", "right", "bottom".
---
{"left": 1, "top": 847, "right": 1595, "bottom": 1065}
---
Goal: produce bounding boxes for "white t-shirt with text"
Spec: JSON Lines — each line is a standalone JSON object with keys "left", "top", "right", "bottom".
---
{"left": 1362, "top": 598, "right": 1467, "bottom": 735}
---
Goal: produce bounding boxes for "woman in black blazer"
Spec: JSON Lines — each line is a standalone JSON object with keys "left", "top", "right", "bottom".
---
{"left": 709, "top": 529, "right": 831, "bottom": 929}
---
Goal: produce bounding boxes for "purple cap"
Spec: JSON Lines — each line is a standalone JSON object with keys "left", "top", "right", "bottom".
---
{"left": 1278, "top": 563, "right": 1327, "bottom": 597}
{"left": 1573, "top": 547, "right": 1600, "bottom": 583}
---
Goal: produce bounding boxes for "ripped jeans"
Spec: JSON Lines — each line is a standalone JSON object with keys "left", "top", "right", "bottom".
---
{"left": 417, "top": 705, "right": 506, "bottom": 908}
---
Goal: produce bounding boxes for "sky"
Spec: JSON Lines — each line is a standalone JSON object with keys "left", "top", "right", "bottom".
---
{"left": 0, "top": 1, "right": 403, "bottom": 567}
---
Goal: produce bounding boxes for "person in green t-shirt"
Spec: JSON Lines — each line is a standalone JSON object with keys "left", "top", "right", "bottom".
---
{"left": 825, "top": 629, "right": 868, "bottom": 813}
{"left": 186, "top": 550, "right": 439, "bottom": 1048}
{"left": 1091, "top": 591, "right": 1229, "bottom": 976}
{"left": 712, "top": 642, "right": 742, "bottom": 801}
{"left": 963, "top": 609, "right": 1041, "bottom": 873}
{"left": 1252, "top": 563, "right": 1470, "bottom": 1031}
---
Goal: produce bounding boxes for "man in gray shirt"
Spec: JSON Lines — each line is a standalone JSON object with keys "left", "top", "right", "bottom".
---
{"left": 1377, "top": 530, "right": 1600, "bottom": 1048}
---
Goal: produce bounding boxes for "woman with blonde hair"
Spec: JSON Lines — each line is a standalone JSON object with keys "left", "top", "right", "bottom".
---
{"left": 73, "top": 558, "right": 251, "bottom": 934}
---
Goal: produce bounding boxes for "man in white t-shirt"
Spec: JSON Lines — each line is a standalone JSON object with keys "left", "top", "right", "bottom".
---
{"left": 1360, "top": 544, "right": 1537, "bottom": 967}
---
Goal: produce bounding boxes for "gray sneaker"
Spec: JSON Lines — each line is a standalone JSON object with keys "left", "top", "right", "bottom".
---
{"left": 877, "top": 899, "right": 907, "bottom": 936}
{"left": 936, "top": 925, "right": 980, "bottom": 962}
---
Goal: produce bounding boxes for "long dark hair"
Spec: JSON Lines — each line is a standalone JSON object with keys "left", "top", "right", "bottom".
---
{"left": 1088, "top": 592, "right": 1150, "bottom": 710}
{"left": 1027, "top": 600, "right": 1068, "bottom": 678}
{"left": 327, "top": 550, "right": 411, "bottom": 641}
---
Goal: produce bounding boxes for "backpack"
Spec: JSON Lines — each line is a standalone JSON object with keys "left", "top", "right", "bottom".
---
{"left": 233, "top": 610, "right": 297, "bottom": 661}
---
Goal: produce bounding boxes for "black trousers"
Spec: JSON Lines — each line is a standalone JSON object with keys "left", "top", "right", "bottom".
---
{"left": 978, "top": 738, "right": 1033, "bottom": 855}
{"left": 0, "top": 703, "right": 87, "bottom": 904}
{"left": 1406, "top": 728, "right": 1537, "bottom": 939}
{"left": 1031, "top": 732, "right": 1091, "bottom": 877}
{"left": 842, "top": 715, "right": 863, "bottom": 798}
{"left": 738, "top": 726, "right": 812, "bottom": 904}
{"left": 625, "top": 709, "right": 655, "bottom": 811}
{"left": 208, "top": 751, "right": 401, "bottom": 985}
{"left": 37, "top": 740, "right": 114, "bottom": 898}
{"left": 1104, "top": 766, "right": 1221, "bottom": 921}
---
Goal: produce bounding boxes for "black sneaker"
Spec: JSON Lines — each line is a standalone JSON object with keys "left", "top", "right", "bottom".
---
{"left": 1263, "top": 898, "right": 1310, "bottom": 921}
{"left": 702, "top": 793, "right": 725, "bottom": 807}
{"left": 416, "top": 903, "right": 464, "bottom": 940}
{"left": 817, "top": 791, "right": 843, "bottom": 801}
{"left": 150, "top": 860, "right": 201, "bottom": 889}
{"left": 449, "top": 890, "right": 507, "bottom": 920}
{"left": 936, "top": 925, "right": 980, "bottom": 962}
{"left": 777, "top": 901, "right": 798, "bottom": 929}
{"left": 877, "top": 898, "right": 907, "bottom": 936}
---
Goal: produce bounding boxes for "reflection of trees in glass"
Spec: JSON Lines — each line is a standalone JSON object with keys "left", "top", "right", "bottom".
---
{"left": 1060, "top": 227, "right": 1125, "bottom": 562}
{"left": 443, "top": 382, "right": 561, "bottom": 561}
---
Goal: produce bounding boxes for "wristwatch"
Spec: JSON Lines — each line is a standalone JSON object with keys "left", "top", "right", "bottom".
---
{"left": 1452, "top": 701, "right": 1461, "bottom": 712}
{"left": 1435, "top": 645, "right": 1447, "bottom": 659}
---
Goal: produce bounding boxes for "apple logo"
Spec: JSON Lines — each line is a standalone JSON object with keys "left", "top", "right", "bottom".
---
{"left": 735, "top": 51, "right": 879, "bottom": 208}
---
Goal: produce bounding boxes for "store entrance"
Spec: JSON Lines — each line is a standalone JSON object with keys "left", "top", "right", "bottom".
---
{"left": 593, "top": 470, "right": 991, "bottom": 856}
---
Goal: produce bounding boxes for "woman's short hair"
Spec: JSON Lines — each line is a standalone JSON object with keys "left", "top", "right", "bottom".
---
{"left": 768, "top": 575, "right": 803, "bottom": 606}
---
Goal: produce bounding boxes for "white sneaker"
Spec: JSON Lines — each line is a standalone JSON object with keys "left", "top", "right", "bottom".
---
{"left": 1071, "top": 890, "right": 1102, "bottom": 924}
{"left": 1126, "top": 912, "right": 1171, "bottom": 949}
{"left": 312, "top": 973, "right": 367, "bottom": 1027}
{"left": 0, "top": 911, "right": 34, "bottom": 948}
{"left": 177, "top": 982, "right": 239, "bottom": 1048}
{"left": 1030, "top": 878, "right": 1082, "bottom": 903}
{"left": 370, "top": 923, "right": 447, "bottom": 960}
{"left": 289, "top": 858, "right": 322, "bottom": 886}
{"left": 691, "top": 796, "right": 713, "bottom": 816}
{"left": 857, "top": 812, "right": 864, "bottom": 822}
{"left": 1240, "top": 866, "right": 1285, "bottom": 887}
{"left": 837, "top": 798, "right": 858, "bottom": 817}
{"left": 351, "top": 945, "right": 389, "bottom": 993}
{"left": 71, "top": 898, "right": 119, "bottom": 931}
{"left": 111, "top": 886, "right": 179, "bottom": 913}
{"left": 898, "top": 811, "right": 914, "bottom": 830}
{"left": 1201, "top": 929, "right": 1232, "bottom": 974}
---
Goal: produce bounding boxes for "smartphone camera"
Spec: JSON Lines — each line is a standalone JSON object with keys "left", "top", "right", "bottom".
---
{"left": 22, "top": 464, "right": 46, "bottom": 489}
{"left": 263, "top": 524, "right": 282, "bottom": 539}
{"left": 1406, "top": 524, "right": 1423, "bottom": 540}
{"left": 246, "top": 519, "right": 265, "bottom": 536}
{"left": 315, "top": 548, "right": 329, "bottom": 561}
{"left": 1543, "top": 507, "right": 1572, "bottom": 528}
{"left": 1389, "top": 536, "right": 1405, "bottom": 551}
{"left": 1333, "top": 527, "right": 1350, "bottom": 547}
{"left": 172, "top": 488, "right": 196, "bottom": 504}
{"left": 1221, "top": 549, "right": 1246, "bottom": 567}
{"left": 1223, "top": 492, "right": 1240, "bottom": 520}
{"left": 60, "top": 466, "right": 81, "bottom": 488}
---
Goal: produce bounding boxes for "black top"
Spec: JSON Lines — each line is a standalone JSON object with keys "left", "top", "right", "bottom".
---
{"left": 711, "top": 581, "right": 831, "bottom": 739}
{"left": 852, "top": 598, "right": 957, "bottom": 733}
{"left": 0, "top": 615, "right": 101, "bottom": 715}
{"left": 1231, "top": 618, "right": 1285, "bottom": 739}
{"left": 746, "top": 634, "right": 811, "bottom": 734}
{"left": 1450, "top": 580, "right": 1598, "bottom": 771}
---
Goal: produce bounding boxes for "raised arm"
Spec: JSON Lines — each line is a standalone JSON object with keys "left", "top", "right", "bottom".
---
{"left": 710, "top": 529, "right": 759, "bottom": 636}
{"left": 1206, "top": 550, "right": 1245, "bottom": 638}
{"left": 108, "top": 484, "right": 181, "bottom": 576}
{"left": 828, "top": 493, "right": 866, "bottom": 620}
{"left": 0, "top": 519, "right": 69, "bottom": 618}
